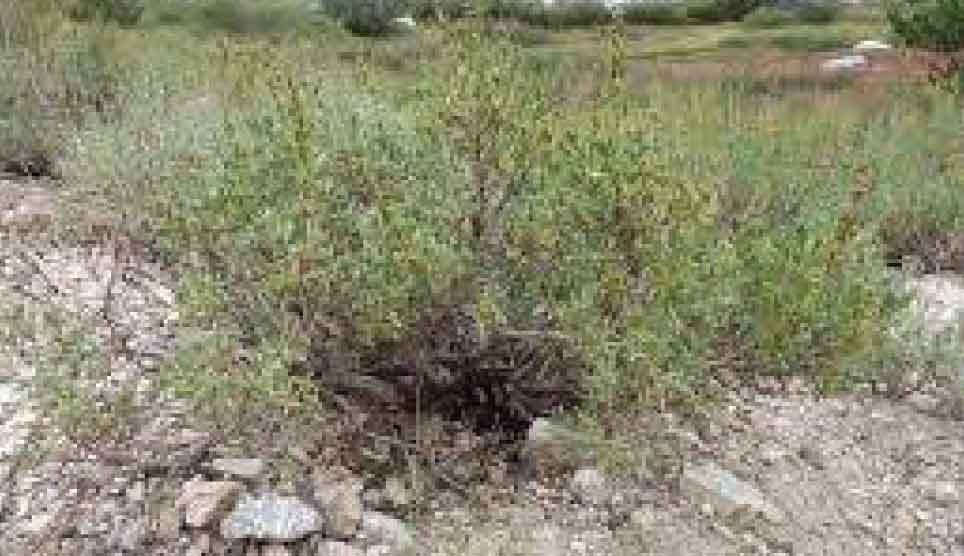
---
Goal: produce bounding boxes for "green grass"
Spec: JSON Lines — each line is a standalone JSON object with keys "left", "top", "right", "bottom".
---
{"left": 1, "top": 3, "right": 961, "bottom": 476}
{"left": 528, "top": 20, "right": 885, "bottom": 62}
{"left": 140, "top": 0, "right": 342, "bottom": 37}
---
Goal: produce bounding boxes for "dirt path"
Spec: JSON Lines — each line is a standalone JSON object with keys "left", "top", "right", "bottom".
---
{"left": 0, "top": 175, "right": 961, "bottom": 556}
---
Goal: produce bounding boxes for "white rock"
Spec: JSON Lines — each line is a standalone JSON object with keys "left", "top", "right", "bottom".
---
{"left": 569, "top": 468, "right": 611, "bottom": 506}
{"left": 392, "top": 16, "right": 416, "bottom": 28}
{"left": 317, "top": 541, "right": 364, "bottom": 556}
{"left": 208, "top": 458, "right": 265, "bottom": 481}
{"left": 928, "top": 481, "right": 958, "bottom": 506}
{"left": 821, "top": 55, "right": 868, "bottom": 72}
{"left": 854, "top": 40, "right": 892, "bottom": 52}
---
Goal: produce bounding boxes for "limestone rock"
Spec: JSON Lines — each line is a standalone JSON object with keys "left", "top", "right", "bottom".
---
{"left": 315, "top": 540, "right": 365, "bottom": 556}
{"left": 323, "top": 488, "right": 363, "bottom": 540}
{"left": 854, "top": 40, "right": 892, "bottom": 51}
{"left": 359, "top": 512, "right": 414, "bottom": 553}
{"left": 208, "top": 458, "right": 266, "bottom": 482}
{"left": 679, "top": 461, "right": 786, "bottom": 525}
{"left": 821, "top": 55, "right": 868, "bottom": 72}
{"left": 221, "top": 492, "right": 323, "bottom": 542}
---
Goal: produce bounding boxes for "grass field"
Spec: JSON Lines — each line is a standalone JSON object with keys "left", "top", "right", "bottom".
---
{"left": 528, "top": 19, "right": 886, "bottom": 59}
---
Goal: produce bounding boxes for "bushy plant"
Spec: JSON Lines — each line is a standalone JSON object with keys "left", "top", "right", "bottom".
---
{"left": 199, "top": 0, "right": 319, "bottom": 34}
{"left": 66, "top": 0, "right": 145, "bottom": 26}
{"left": 884, "top": 0, "right": 964, "bottom": 50}
{"left": 323, "top": 0, "right": 410, "bottom": 36}
{"left": 687, "top": 0, "right": 762, "bottom": 23}
{"left": 622, "top": 2, "right": 689, "bottom": 25}
{"left": 411, "top": 0, "right": 473, "bottom": 20}
{"left": 742, "top": 5, "right": 795, "bottom": 27}
{"left": 482, "top": 0, "right": 541, "bottom": 19}
{"left": 522, "top": 1, "right": 615, "bottom": 28}
{"left": 415, "top": 24, "right": 734, "bottom": 414}
{"left": 142, "top": 45, "right": 474, "bottom": 351}
{"left": 795, "top": 2, "right": 840, "bottom": 24}
{"left": 0, "top": 10, "right": 131, "bottom": 176}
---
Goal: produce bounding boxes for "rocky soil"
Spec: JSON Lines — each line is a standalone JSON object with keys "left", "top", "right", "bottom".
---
{"left": 0, "top": 174, "right": 961, "bottom": 556}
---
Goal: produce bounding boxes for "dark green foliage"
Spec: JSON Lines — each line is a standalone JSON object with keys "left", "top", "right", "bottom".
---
{"left": 622, "top": 3, "right": 689, "bottom": 25}
{"left": 411, "top": 0, "right": 474, "bottom": 20}
{"left": 518, "top": 2, "right": 615, "bottom": 28}
{"left": 884, "top": 0, "right": 964, "bottom": 50}
{"left": 742, "top": 3, "right": 839, "bottom": 27}
{"left": 687, "top": 0, "right": 763, "bottom": 23}
{"left": 323, "top": 0, "right": 411, "bottom": 36}
{"left": 66, "top": 0, "right": 144, "bottom": 26}
{"left": 139, "top": 0, "right": 338, "bottom": 37}
{"left": 795, "top": 2, "right": 841, "bottom": 24}
{"left": 194, "top": 0, "right": 312, "bottom": 34}
{"left": 742, "top": 5, "right": 795, "bottom": 26}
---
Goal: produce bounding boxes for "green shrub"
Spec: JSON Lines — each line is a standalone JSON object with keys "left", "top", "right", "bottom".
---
{"left": 687, "top": 0, "right": 762, "bottom": 23}
{"left": 884, "top": 0, "right": 964, "bottom": 50}
{"left": 417, "top": 25, "right": 733, "bottom": 413}
{"left": 522, "top": 1, "right": 615, "bottom": 28}
{"left": 66, "top": 0, "right": 145, "bottom": 26}
{"left": 742, "top": 5, "right": 795, "bottom": 27}
{"left": 138, "top": 0, "right": 340, "bottom": 37}
{"left": 0, "top": 17, "right": 130, "bottom": 175}
{"left": 482, "top": 0, "right": 534, "bottom": 19}
{"left": 323, "top": 0, "right": 410, "bottom": 36}
{"left": 623, "top": 2, "right": 689, "bottom": 25}
{"left": 132, "top": 48, "right": 474, "bottom": 351}
{"left": 686, "top": 1, "right": 725, "bottom": 22}
{"left": 200, "top": 0, "right": 318, "bottom": 34}
{"left": 795, "top": 2, "right": 841, "bottom": 24}
{"left": 412, "top": 0, "right": 473, "bottom": 20}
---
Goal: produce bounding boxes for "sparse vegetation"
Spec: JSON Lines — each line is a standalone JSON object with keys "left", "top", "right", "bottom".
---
{"left": 1, "top": 0, "right": 962, "bottom": 493}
